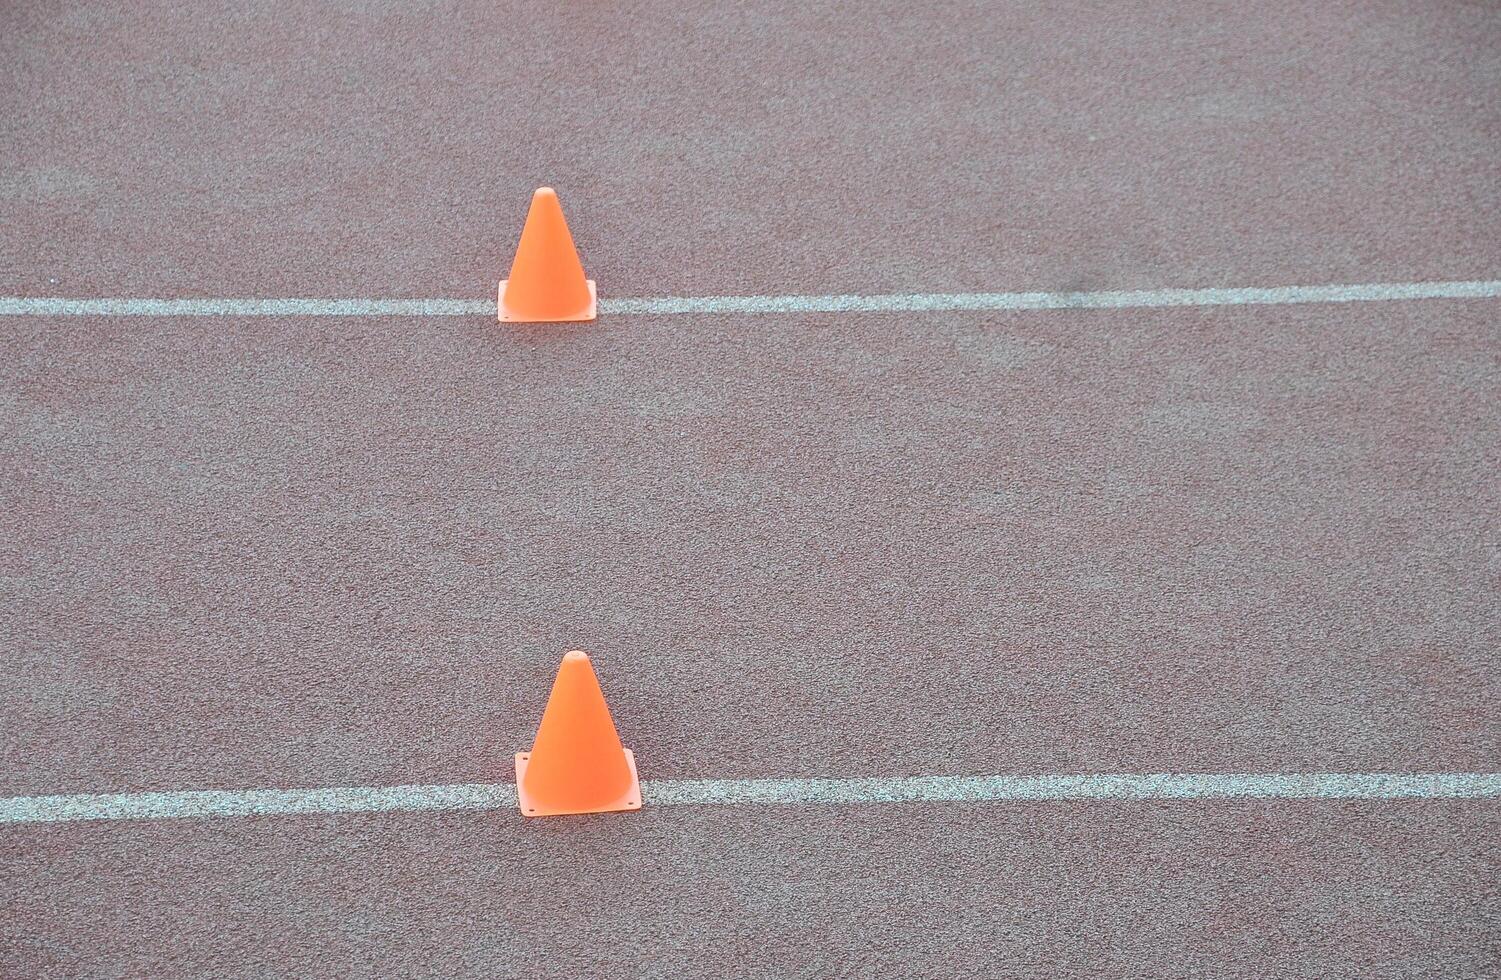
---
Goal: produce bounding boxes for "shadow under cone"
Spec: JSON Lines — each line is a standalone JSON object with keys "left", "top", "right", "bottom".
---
{"left": 515, "top": 651, "right": 640, "bottom": 817}
{"left": 497, "top": 187, "right": 597, "bottom": 322}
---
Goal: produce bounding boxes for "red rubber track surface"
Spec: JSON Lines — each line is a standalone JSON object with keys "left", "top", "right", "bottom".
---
{"left": 2, "top": 1, "right": 1499, "bottom": 977}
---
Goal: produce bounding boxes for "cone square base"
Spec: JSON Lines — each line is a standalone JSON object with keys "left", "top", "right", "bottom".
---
{"left": 514, "top": 747, "right": 641, "bottom": 817}
{"left": 496, "top": 280, "right": 597, "bottom": 323}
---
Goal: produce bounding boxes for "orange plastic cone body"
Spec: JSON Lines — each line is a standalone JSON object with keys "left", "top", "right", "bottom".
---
{"left": 515, "top": 651, "right": 640, "bottom": 816}
{"left": 497, "top": 187, "right": 597, "bottom": 322}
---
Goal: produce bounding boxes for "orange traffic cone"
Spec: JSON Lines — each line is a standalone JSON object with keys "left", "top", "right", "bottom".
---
{"left": 497, "top": 187, "right": 597, "bottom": 323}
{"left": 515, "top": 650, "right": 641, "bottom": 817}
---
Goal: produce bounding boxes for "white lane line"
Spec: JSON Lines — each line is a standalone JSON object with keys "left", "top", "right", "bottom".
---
{"left": 0, "top": 783, "right": 515, "bottom": 824}
{"left": 603, "top": 279, "right": 1501, "bottom": 314}
{"left": 645, "top": 772, "right": 1501, "bottom": 804}
{"left": 3, "top": 772, "right": 1498, "bottom": 825}
{"left": 1, "top": 279, "right": 1498, "bottom": 318}
{"left": 0, "top": 298, "right": 494, "bottom": 317}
